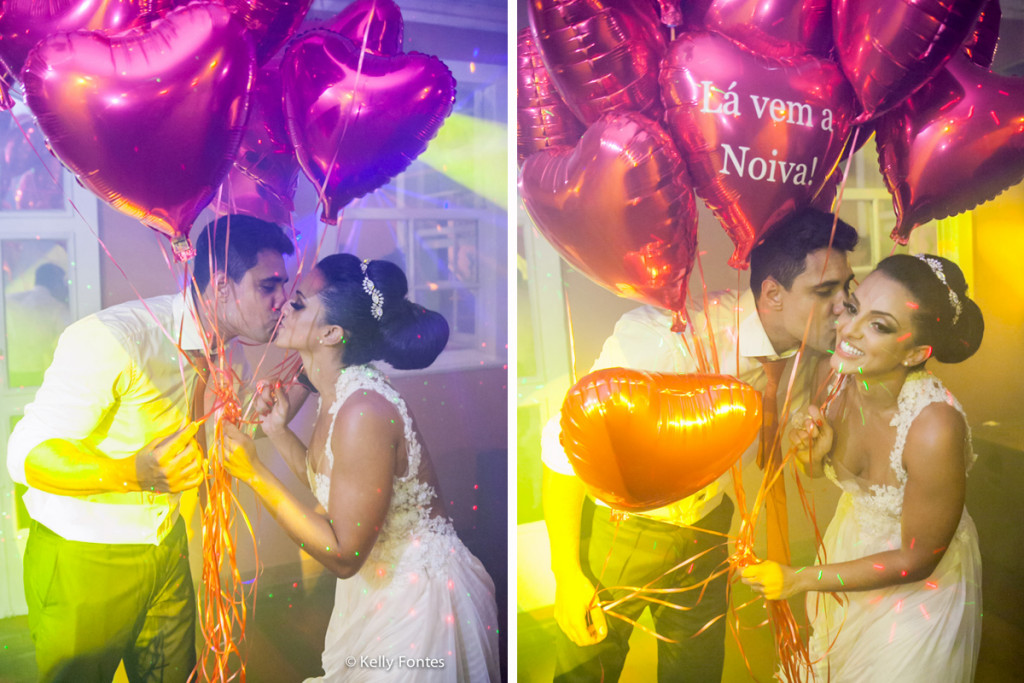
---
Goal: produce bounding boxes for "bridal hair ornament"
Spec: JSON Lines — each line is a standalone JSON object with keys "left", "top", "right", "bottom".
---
{"left": 360, "top": 260, "right": 384, "bottom": 321}
{"left": 916, "top": 255, "right": 962, "bottom": 325}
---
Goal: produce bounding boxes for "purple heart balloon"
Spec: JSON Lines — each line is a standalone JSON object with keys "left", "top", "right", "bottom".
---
{"left": 0, "top": 0, "right": 172, "bottom": 82}
{"left": 22, "top": 3, "right": 255, "bottom": 260}
{"left": 325, "top": 0, "right": 404, "bottom": 56}
{"left": 213, "top": 67, "right": 298, "bottom": 224}
{"left": 282, "top": 29, "right": 455, "bottom": 224}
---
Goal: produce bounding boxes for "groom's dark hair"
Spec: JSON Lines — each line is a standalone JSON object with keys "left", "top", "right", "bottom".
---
{"left": 191, "top": 215, "right": 294, "bottom": 295}
{"left": 749, "top": 208, "right": 859, "bottom": 298}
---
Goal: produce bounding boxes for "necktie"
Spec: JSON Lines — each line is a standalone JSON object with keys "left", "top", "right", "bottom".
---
{"left": 190, "top": 353, "right": 210, "bottom": 506}
{"left": 758, "top": 357, "right": 790, "bottom": 564}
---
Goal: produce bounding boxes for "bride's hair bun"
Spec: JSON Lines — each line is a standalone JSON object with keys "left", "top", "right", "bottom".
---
{"left": 874, "top": 254, "right": 983, "bottom": 364}
{"left": 316, "top": 254, "right": 449, "bottom": 370}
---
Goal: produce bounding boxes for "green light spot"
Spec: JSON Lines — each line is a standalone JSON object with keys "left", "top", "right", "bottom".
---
{"left": 817, "top": 570, "right": 823, "bottom": 581}
{"left": 837, "top": 574, "right": 845, "bottom": 586}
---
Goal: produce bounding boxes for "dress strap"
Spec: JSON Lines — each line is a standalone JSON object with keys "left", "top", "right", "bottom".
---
{"left": 889, "top": 371, "right": 973, "bottom": 484}
{"left": 326, "top": 364, "right": 422, "bottom": 479}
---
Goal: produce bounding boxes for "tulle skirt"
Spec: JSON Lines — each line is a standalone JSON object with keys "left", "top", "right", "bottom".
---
{"left": 303, "top": 540, "right": 500, "bottom": 682}
{"left": 806, "top": 493, "right": 982, "bottom": 682}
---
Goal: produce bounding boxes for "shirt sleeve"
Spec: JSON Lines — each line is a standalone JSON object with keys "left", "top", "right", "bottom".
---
{"left": 6, "top": 316, "right": 132, "bottom": 485}
{"left": 541, "top": 306, "right": 689, "bottom": 475}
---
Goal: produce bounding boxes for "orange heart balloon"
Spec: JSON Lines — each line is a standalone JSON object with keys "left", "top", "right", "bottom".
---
{"left": 560, "top": 368, "right": 762, "bottom": 512}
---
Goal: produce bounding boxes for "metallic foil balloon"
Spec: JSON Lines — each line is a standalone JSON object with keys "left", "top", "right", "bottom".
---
{"left": 833, "top": 0, "right": 987, "bottom": 122}
{"left": 212, "top": 67, "right": 298, "bottom": 224}
{"left": 222, "top": 0, "right": 313, "bottom": 64}
{"left": 705, "top": 0, "right": 833, "bottom": 60}
{"left": 0, "top": 0, "right": 171, "bottom": 85}
{"left": 519, "top": 112, "right": 698, "bottom": 314}
{"left": 876, "top": 53, "right": 1024, "bottom": 243}
{"left": 962, "top": 0, "right": 1000, "bottom": 69}
{"left": 282, "top": 29, "right": 455, "bottom": 225}
{"left": 660, "top": 31, "right": 857, "bottom": 268}
{"left": 517, "top": 28, "right": 585, "bottom": 167}
{"left": 560, "top": 369, "right": 762, "bottom": 512}
{"left": 325, "top": 0, "right": 404, "bottom": 56}
{"left": 22, "top": 3, "right": 256, "bottom": 261}
{"left": 527, "top": 0, "right": 668, "bottom": 125}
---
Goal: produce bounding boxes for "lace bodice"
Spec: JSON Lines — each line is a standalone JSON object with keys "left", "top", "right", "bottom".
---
{"left": 306, "top": 364, "right": 459, "bottom": 584}
{"left": 823, "top": 371, "right": 975, "bottom": 539}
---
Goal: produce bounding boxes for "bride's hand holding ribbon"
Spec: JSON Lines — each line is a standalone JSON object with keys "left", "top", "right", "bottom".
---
{"left": 788, "top": 404, "right": 833, "bottom": 477}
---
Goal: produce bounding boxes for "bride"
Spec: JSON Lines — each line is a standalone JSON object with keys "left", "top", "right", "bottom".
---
{"left": 742, "top": 254, "right": 984, "bottom": 682}
{"left": 221, "top": 254, "right": 501, "bottom": 681}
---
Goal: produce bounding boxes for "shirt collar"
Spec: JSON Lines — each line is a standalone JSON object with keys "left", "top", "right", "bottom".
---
{"left": 737, "top": 289, "right": 794, "bottom": 361}
{"left": 172, "top": 291, "right": 207, "bottom": 353}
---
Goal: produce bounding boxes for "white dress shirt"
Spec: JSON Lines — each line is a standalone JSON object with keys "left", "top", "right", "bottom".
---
{"left": 542, "top": 290, "right": 815, "bottom": 525}
{"left": 6, "top": 292, "right": 238, "bottom": 545}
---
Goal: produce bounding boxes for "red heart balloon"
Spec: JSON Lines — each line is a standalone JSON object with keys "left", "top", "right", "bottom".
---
{"left": 561, "top": 369, "right": 762, "bottom": 512}
{"left": 221, "top": 0, "right": 312, "bottom": 64}
{"left": 325, "top": 0, "right": 404, "bottom": 56}
{"left": 660, "top": 31, "right": 856, "bottom": 268}
{"left": 213, "top": 67, "right": 298, "bottom": 224}
{"left": 23, "top": 3, "right": 255, "bottom": 260}
{"left": 519, "top": 112, "right": 698, "bottom": 314}
{"left": 0, "top": 0, "right": 172, "bottom": 85}
{"left": 527, "top": 0, "right": 668, "bottom": 125}
{"left": 517, "top": 28, "right": 585, "bottom": 167}
{"left": 833, "top": 0, "right": 986, "bottom": 122}
{"left": 877, "top": 53, "right": 1024, "bottom": 243}
{"left": 282, "top": 29, "right": 455, "bottom": 225}
{"left": 705, "top": 0, "right": 833, "bottom": 59}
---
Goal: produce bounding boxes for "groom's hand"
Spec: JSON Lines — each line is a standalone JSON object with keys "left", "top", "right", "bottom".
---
{"left": 554, "top": 569, "right": 608, "bottom": 646}
{"left": 135, "top": 422, "right": 204, "bottom": 493}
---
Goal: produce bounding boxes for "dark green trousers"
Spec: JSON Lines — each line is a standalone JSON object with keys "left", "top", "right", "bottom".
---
{"left": 24, "top": 517, "right": 197, "bottom": 683}
{"left": 553, "top": 497, "right": 734, "bottom": 683}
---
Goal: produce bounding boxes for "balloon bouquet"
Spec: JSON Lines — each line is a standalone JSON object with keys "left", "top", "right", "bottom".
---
{"left": 518, "top": 0, "right": 1018, "bottom": 677}
{"left": 0, "top": 0, "right": 455, "bottom": 680}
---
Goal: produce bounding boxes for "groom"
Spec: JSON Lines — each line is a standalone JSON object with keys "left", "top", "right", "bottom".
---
{"left": 6, "top": 215, "right": 296, "bottom": 683}
{"left": 543, "top": 208, "right": 859, "bottom": 682}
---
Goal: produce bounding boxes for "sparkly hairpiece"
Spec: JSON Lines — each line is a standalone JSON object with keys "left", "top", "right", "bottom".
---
{"left": 360, "top": 260, "right": 384, "bottom": 321}
{"left": 916, "top": 255, "right": 962, "bottom": 325}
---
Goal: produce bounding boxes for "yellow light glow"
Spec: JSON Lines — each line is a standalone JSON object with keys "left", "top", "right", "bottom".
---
{"left": 418, "top": 113, "right": 507, "bottom": 209}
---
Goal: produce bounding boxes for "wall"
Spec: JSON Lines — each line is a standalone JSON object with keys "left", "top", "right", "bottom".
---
{"left": 931, "top": 181, "right": 1024, "bottom": 432}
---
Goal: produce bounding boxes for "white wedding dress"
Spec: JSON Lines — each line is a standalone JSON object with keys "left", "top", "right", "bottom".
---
{"left": 303, "top": 364, "right": 501, "bottom": 682}
{"left": 805, "top": 371, "right": 982, "bottom": 682}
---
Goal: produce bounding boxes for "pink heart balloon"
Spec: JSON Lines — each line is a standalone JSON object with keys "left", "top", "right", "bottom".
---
{"left": 660, "top": 31, "right": 856, "bottom": 268}
{"left": 705, "top": 0, "right": 833, "bottom": 59}
{"left": 23, "top": 3, "right": 255, "bottom": 260}
{"left": 221, "top": 0, "right": 312, "bottom": 64}
{"left": 517, "top": 28, "right": 585, "bottom": 167}
{"left": 325, "top": 0, "right": 404, "bottom": 56}
{"left": 876, "top": 53, "right": 1024, "bottom": 243}
{"left": 519, "top": 112, "right": 698, "bottom": 314}
{"left": 0, "top": 0, "right": 171, "bottom": 80}
{"left": 962, "top": 0, "right": 1000, "bottom": 69}
{"left": 527, "top": 0, "right": 668, "bottom": 125}
{"left": 833, "top": 0, "right": 987, "bottom": 122}
{"left": 213, "top": 67, "right": 298, "bottom": 224}
{"left": 282, "top": 29, "right": 455, "bottom": 225}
